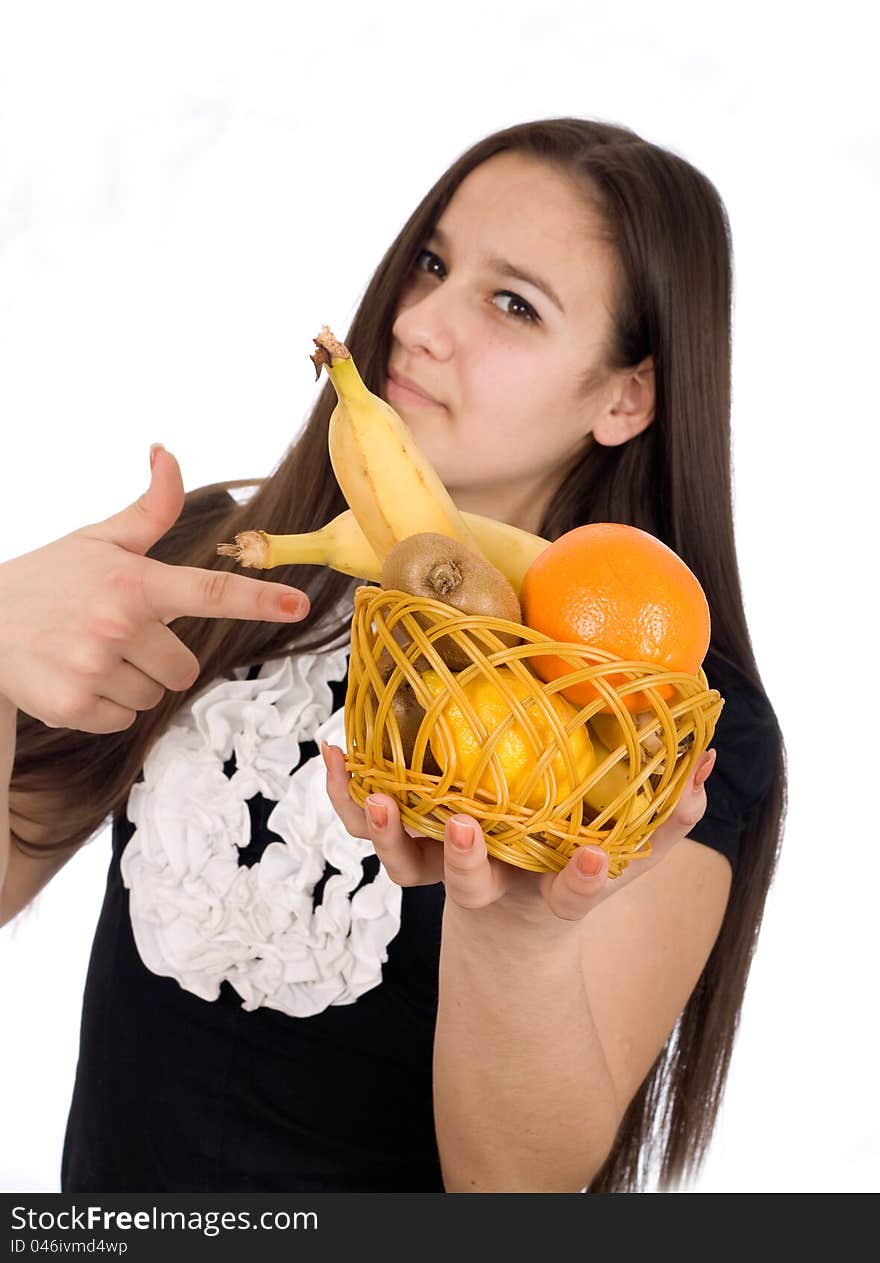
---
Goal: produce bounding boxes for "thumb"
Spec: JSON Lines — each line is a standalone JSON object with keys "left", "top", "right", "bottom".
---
{"left": 83, "top": 443, "right": 186, "bottom": 556}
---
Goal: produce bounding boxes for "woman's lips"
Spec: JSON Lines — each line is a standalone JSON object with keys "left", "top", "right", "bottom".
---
{"left": 386, "top": 369, "right": 444, "bottom": 408}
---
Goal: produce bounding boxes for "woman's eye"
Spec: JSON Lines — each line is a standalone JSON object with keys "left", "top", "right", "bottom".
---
{"left": 413, "top": 249, "right": 539, "bottom": 325}
{"left": 415, "top": 249, "right": 445, "bottom": 277}
{"left": 492, "top": 291, "right": 539, "bottom": 324}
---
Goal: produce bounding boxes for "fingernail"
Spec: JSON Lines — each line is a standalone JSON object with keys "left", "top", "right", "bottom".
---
{"left": 280, "top": 593, "right": 307, "bottom": 617}
{"left": 150, "top": 442, "right": 165, "bottom": 472}
{"left": 321, "top": 742, "right": 332, "bottom": 772}
{"left": 576, "top": 848, "right": 604, "bottom": 877}
{"left": 365, "top": 797, "right": 387, "bottom": 829}
{"left": 449, "top": 818, "right": 475, "bottom": 851}
{"left": 695, "top": 749, "right": 717, "bottom": 789}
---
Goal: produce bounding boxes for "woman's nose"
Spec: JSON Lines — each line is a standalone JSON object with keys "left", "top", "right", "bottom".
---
{"left": 391, "top": 286, "right": 455, "bottom": 361}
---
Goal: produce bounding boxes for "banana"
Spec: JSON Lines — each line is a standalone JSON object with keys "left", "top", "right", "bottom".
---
{"left": 581, "top": 731, "right": 649, "bottom": 823}
{"left": 588, "top": 709, "right": 694, "bottom": 775}
{"left": 588, "top": 711, "right": 642, "bottom": 761}
{"left": 311, "top": 326, "right": 477, "bottom": 563}
{"left": 218, "top": 508, "right": 549, "bottom": 593}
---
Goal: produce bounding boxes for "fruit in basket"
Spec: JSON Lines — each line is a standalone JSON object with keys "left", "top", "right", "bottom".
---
{"left": 588, "top": 709, "right": 693, "bottom": 772}
{"left": 419, "top": 665, "right": 594, "bottom": 810}
{"left": 310, "top": 327, "right": 478, "bottom": 564}
{"left": 380, "top": 533, "right": 522, "bottom": 671}
{"left": 378, "top": 673, "right": 441, "bottom": 774}
{"left": 588, "top": 710, "right": 650, "bottom": 761}
{"left": 582, "top": 725, "right": 652, "bottom": 823}
{"left": 374, "top": 630, "right": 439, "bottom": 772}
{"left": 519, "top": 523, "right": 710, "bottom": 712}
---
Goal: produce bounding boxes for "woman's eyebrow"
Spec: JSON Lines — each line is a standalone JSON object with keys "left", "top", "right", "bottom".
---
{"left": 428, "top": 225, "right": 566, "bottom": 314}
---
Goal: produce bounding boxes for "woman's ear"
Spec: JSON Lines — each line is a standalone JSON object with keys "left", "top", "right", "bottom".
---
{"left": 592, "top": 357, "right": 655, "bottom": 446}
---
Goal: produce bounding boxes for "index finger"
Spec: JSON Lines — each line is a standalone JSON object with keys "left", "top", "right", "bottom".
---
{"left": 143, "top": 559, "right": 310, "bottom": 625}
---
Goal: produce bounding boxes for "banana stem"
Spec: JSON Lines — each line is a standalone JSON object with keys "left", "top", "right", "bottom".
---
{"left": 312, "top": 327, "right": 391, "bottom": 421}
{"left": 216, "top": 531, "right": 272, "bottom": 567}
{"left": 310, "top": 325, "right": 349, "bottom": 379}
{"left": 216, "top": 518, "right": 379, "bottom": 578}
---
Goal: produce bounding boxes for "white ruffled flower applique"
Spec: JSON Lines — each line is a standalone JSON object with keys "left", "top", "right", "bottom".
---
{"left": 120, "top": 625, "right": 402, "bottom": 1018}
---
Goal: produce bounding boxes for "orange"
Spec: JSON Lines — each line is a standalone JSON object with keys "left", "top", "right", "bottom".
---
{"left": 519, "top": 523, "right": 710, "bottom": 713}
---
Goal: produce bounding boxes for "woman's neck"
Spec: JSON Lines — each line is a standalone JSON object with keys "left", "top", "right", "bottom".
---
{"left": 449, "top": 472, "right": 560, "bottom": 539}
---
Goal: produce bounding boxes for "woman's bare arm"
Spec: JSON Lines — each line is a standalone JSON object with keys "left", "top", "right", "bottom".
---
{"left": 432, "top": 840, "right": 731, "bottom": 1192}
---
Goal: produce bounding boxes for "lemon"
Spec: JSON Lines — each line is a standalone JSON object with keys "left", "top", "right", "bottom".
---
{"left": 420, "top": 666, "right": 594, "bottom": 809}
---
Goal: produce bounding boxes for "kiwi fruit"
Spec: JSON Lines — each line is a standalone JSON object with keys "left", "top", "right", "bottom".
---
{"left": 380, "top": 532, "right": 523, "bottom": 671}
{"left": 379, "top": 676, "right": 440, "bottom": 775}
{"left": 375, "top": 618, "right": 423, "bottom": 682}
{"left": 374, "top": 631, "right": 439, "bottom": 774}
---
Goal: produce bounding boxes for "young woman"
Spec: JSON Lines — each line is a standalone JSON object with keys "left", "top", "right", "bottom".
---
{"left": 0, "top": 118, "right": 785, "bottom": 1193}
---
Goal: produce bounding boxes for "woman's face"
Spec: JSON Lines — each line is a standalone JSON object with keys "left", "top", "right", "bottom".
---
{"left": 383, "top": 151, "right": 645, "bottom": 534}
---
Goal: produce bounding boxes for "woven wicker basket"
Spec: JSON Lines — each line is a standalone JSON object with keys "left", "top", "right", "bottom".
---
{"left": 343, "top": 585, "right": 723, "bottom": 879}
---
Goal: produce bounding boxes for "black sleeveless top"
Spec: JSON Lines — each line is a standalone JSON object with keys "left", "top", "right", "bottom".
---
{"left": 60, "top": 648, "right": 776, "bottom": 1193}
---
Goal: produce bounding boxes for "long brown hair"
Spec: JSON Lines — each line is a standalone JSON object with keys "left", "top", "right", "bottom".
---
{"left": 11, "top": 118, "right": 786, "bottom": 1192}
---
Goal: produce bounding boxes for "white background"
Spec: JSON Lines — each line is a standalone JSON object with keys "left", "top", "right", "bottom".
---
{"left": 1, "top": 0, "right": 877, "bottom": 1193}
